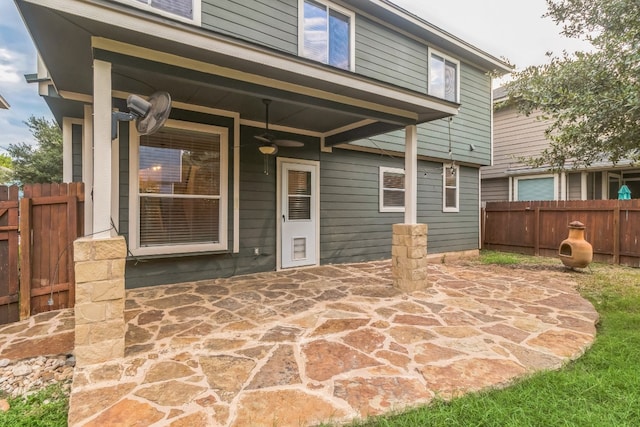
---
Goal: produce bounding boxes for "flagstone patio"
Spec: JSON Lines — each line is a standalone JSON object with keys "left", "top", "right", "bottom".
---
{"left": 1, "top": 259, "right": 598, "bottom": 426}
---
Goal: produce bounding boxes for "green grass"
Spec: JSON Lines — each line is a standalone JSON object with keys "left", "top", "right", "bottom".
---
{"left": 341, "top": 252, "right": 640, "bottom": 427}
{"left": 0, "top": 383, "right": 69, "bottom": 427}
{"left": 478, "top": 250, "right": 558, "bottom": 266}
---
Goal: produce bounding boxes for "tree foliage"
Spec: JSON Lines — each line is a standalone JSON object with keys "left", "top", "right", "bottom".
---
{"left": 0, "top": 153, "right": 11, "bottom": 169}
{"left": 505, "top": 0, "right": 640, "bottom": 170}
{"left": 7, "top": 116, "right": 62, "bottom": 184}
{"left": 0, "top": 153, "right": 12, "bottom": 184}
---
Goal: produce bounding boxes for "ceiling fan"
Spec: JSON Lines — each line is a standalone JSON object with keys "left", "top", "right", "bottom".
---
{"left": 254, "top": 99, "right": 304, "bottom": 156}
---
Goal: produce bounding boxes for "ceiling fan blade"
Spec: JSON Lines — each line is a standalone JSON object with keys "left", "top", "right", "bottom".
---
{"left": 254, "top": 134, "right": 272, "bottom": 143}
{"left": 274, "top": 139, "right": 304, "bottom": 147}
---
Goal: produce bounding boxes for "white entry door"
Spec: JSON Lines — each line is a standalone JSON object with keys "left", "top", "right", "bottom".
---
{"left": 279, "top": 160, "right": 319, "bottom": 269}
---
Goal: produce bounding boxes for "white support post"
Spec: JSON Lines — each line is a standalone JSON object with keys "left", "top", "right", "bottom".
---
{"left": 404, "top": 124, "right": 418, "bottom": 224}
{"left": 581, "top": 172, "right": 588, "bottom": 200}
{"left": 92, "top": 59, "right": 113, "bottom": 239}
{"left": 233, "top": 113, "right": 240, "bottom": 253}
{"left": 62, "top": 118, "right": 73, "bottom": 183}
{"left": 560, "top": 172, "right": 567, "bottom": 200}
{"left": 601, "top": 172, "right": 608, "bottom": 199}
{"left": 83, "top": 104, "right": 94, "bottom": 236}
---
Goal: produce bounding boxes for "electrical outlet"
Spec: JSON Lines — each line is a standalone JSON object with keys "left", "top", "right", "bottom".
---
{"left": 254, "top": 247, "right": 260, "bottom": 256}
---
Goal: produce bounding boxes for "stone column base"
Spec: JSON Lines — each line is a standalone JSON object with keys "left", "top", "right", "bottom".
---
{"left": 73, "top": 236, "right": 126, "bottom": 367}
{"left": 392, "top": 223, "right": 428, "bottom": 292}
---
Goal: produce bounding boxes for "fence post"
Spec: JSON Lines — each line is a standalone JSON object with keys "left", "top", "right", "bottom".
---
{"left": 613, "top": 204, "right": 620, "bottom": 265}
{"left": 19, "top": 197, "right": 32, "bottom": 320}
{"left": 480, "top": 207, "right": 485, "bottom": 249}
{"left": 67, "top": 195, "right": 78, "bottom": 308}
{"left": 534, "top": 207, "right": 540, "bottom": 256}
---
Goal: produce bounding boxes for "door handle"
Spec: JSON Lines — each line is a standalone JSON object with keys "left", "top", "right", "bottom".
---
{"left": 282, "top": 214, "right": 286, "bottom": 222}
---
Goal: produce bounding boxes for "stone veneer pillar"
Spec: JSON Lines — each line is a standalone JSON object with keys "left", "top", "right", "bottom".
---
{"left": 392, "top": 223, "right": 428, "bottom": 292}
{"left": 73, "top": 236, "right": 126, "bottom": 367}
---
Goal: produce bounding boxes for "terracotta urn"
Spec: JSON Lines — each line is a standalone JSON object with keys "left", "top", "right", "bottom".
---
{"left": 559, "top": 221, "right": 593, "bottom": 268}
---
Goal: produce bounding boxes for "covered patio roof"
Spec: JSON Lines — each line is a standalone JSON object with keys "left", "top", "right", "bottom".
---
{"left": 14, "top": 0, "right": 477, "bottom": 146}
{"left": 0, "top": 94, "right": 9, "bottom": 110}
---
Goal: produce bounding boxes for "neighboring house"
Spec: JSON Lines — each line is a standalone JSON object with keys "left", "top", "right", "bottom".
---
{"left": 15, "top": 0, "right": 510, "bottom": 287}
{"left": 0, "top": 94, "right": 9, "bottom": 109}
{"left": 483, "top": 86, "right": 640, "bottom": 202}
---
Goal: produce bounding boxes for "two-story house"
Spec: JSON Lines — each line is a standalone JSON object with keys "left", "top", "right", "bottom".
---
{"left": 15, "top": 0, "right": 511, "bottom": 287}
{"left": 483, "top": 86, "right": 640, "bottom": 202}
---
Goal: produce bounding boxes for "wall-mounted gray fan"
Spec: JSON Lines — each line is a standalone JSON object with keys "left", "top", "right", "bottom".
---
{"left": 111, "top": 91, "right": 172, "bottom": 140}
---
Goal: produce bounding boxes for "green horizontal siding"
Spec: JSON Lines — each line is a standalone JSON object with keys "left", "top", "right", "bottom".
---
{"left": 418, "top": 163, "right": 480, "bottom": 252}
{"left": 320, "top": 149, "right": 402, "bottom": 264}
{"left": 349, "top": 62, "right": 492, "bottom": 167}
{"left": 319, "top": 149, "right": 480, "bottom": 265}
{"left": 419, "top": 64, "right": 491, "bottom": 165}
{"left": 121, "top": 117, "right": 479, "bottom": 287}
{"left": 118, "top": 121, "right": 129, "bottom": 237}
{"left": 201, "top": 1, "right": 434, "bottom": 95}
{"left": 355, "top": 16, "right": 427, "bottom": 93}
{"left": 201, "top": 0, "right": 297, "bottom": 53}
{"left": 125, "top": 120, "right": 321, "bottom": 288}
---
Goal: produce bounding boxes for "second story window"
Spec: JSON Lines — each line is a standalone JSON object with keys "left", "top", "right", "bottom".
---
{"left": 300, "top": 0, "right": 354, "bottom": 71}
{"left": 429, "top": 48, "right": 460, "bottom": 102}
{"left": 119, "top": 0, "right": 201, "bottom": 24}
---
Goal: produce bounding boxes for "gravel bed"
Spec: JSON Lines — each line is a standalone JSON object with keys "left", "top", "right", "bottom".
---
{"left": 0, "top": 354, "right": 74, "bottom": 398}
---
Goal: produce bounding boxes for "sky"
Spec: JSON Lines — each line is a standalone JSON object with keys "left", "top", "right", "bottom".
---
{"left": 0, "top": 0, "right": 592, "bottom": 151}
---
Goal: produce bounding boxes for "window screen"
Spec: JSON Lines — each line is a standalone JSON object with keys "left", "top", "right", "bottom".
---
{"left": 135, "top": 0, "right": 193, "bottom": 19}
{"left": 138, "top": 127, "right": 221, "bottom": 247}
{"left": 517, "top": 177, "right": 555, "bottom": 201}
{"left": 443, "top": 164, "right": 459, "bottom": 211}
{"left": 288, "top": 170, "right": 312, "bottom": 220}
{"left": 303, "top": 0, "right": 351, "bottom": 70}
{"left": 380, "top": 167, "right": 405, "bottom": 212}
{"left": 430, "top": 52, "right": 458, "bottom": 102}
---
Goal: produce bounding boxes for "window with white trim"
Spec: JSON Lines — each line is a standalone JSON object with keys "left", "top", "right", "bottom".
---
{"left": 380, "top": 167, "right": 405, "bottom": 212}
{"left": 429, "top": 48, "right": 460, "bottom": 102}
{"left": 299, "top": 0, "right": 355, "bottom": 71}
{"left": 443, "top": 163, "right": 459, "bottom": 212}
{"left": 130, "top": 120, "right": 228, "bottom": 255}
{"left": 115, "top": 0, "right": 201, "bottom": 24}
{"left": 514, "top": 175, "right": 557, "bottom": 201}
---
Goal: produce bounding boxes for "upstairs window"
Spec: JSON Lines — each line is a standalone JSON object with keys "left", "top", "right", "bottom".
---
{"left": 300, "top": 0, "right": 354, "bottom": 71}
{"left": 117, "top": 0, "right": 201, "bottom": 24}
{"left": 380, "top": 167, "right": 405, "bottom": 212}
{"left": 429, "top": 48, "right": 460, "bottom": 102}
{"left": 443, "top": 163, "right": 459, "bottom": 212}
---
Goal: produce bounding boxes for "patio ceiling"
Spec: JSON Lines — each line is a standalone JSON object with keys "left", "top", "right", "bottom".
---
{"left": 16, "top": 0, "right": 461, "bottom": 145}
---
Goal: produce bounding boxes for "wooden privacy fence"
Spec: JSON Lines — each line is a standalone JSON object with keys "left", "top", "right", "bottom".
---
{"left": 0, "top": 186, "right": 19, "bottom": 324}
{"left": 482, "top": 200, "right": 640, "bottom": 267}
{"left": 0, "top": 183, "right": 84, "bottom": 325}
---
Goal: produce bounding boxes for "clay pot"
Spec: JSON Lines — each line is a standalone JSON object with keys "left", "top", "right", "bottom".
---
{"left": 559, "top": 221, "right": 593, "bottom": 268}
